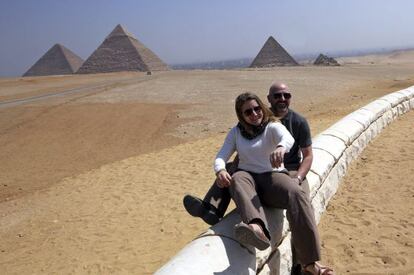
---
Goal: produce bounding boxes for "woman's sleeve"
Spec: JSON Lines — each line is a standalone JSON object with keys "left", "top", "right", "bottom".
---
{"left": 272, "top": 122, "right": 294, "bottom": 152}
{"left": 214, "top": 127, "right": 237, "bottom": 173}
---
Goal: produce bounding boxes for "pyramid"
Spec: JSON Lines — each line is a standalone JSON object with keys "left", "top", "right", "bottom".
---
{"left": 77, "top": 24, "right": 168, "bottom": 74}
{"left": 313, "top": 53, "right": 340, "bottom": 66}
{"left": 250, "top": 36, "right": 298, "bottom": 68}
{"left": 23, "top": 44, "right": 84, "bottom": 77}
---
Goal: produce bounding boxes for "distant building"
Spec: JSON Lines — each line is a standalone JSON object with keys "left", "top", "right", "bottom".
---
{"left": 250, "top": 36, "right": 298, "bottom": 68}
{"left": 77, "top": 24, "right": 169, "bottom": 74}
{"left": 313, "top": 54, "right": 340, "bottom": 66}
{"left": 23, "top": 44, "right": 84, "bottom": 77}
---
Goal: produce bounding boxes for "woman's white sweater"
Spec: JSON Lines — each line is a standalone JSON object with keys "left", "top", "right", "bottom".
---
{"left": 214, "top": 122, "right": 294, "bottom": 174}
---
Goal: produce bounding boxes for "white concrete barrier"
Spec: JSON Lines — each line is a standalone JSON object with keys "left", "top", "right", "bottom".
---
{"left": 155, "top": 86, "right": 414, "bottom": 275}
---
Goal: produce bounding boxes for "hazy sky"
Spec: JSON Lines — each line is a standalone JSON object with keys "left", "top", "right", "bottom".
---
{"left": 1, "top": 0, "right": 414, "bottom": 76}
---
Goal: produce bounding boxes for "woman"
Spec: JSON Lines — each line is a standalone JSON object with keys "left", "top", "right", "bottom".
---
{"left": 215, "top": 93, "right": 332, "bottom": 274}
{"left": 214, "top": 92, "right": 293, "bottom": 248}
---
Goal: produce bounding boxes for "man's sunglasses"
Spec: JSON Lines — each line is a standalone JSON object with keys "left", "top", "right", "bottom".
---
{"left": 243, "top": 106, "right": 262, "bottom": 116}
{"left": 273, "top": 92, "right": 292, "bottom": 99}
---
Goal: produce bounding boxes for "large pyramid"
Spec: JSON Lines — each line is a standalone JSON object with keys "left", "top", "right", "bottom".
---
{"left": 250, "top": 36, "right": 298, "bottom": 68}
{"left": 77, "top": 24, "right": 169, "bottom": 74}
{"left": 23, "top": 44, "right": 84, "bottom": 77}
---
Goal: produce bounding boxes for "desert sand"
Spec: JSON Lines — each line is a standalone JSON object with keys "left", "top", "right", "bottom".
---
{"left": 0, "top": 51, "right": 413, "bottom": 274}
{"left": 319, "top": 111, "right": 414, "bottom": 274}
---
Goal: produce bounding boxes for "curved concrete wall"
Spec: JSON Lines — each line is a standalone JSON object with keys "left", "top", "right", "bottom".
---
{"left": 155, "top": 86, "right": 414, "bottom": 275}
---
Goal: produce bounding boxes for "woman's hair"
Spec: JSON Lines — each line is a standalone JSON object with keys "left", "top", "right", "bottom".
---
{"left": 235, "top": 92, "right": 275, "bottom": 131}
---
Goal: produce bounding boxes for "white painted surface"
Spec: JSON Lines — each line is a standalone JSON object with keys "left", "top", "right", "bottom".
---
{"left": 310, "top": 149, "right": 336, "bottom": 181}
{"left": 312, "top": 134, "right": 346, "bottom": 161}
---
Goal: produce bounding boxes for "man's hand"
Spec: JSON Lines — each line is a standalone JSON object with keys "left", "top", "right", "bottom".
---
{"left": 270, "top": 146, "right": 286, "bottom": 168}
{"left": 216, "top": 170, "right": 232, "bottom": 188}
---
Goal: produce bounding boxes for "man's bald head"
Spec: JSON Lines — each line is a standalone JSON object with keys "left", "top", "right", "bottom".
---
{"left": 267, "top": 82, "right": 292, "bottom": 117}
{"left": 269, "top": 82, "right": 289, "bottom": 94}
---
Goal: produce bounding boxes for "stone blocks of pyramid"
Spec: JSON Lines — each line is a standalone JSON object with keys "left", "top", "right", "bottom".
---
{"left": 77, "top": 24, "right": 168, "bottom": 74}
{"left": 250, "top": 36, "right": 298, "bottom": 68}
{"left": 313, "top": 53, "right": 340, "bottom": 66}
{"left": 23, "top": 44, "right": 84, "bottom": 77}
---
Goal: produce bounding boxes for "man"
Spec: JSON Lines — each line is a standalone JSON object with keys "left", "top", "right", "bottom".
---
{"left": 183, "top": 82, "right": 313, "bottom": 224}
{"left": 184, "top": 82, "right": 335, "bottom": 275}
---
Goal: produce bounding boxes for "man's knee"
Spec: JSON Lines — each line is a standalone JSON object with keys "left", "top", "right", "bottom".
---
{"left": 300, "top": 179, "right": 311, "bottom": 197}
{"left": 274, "top": 174, "right": 303, "bottom": 199}
{"left": 287, "top": 181, "right": 310, "bottom": 204}
{"left": 288, "top": 170, "right": 310, "bottom": 197}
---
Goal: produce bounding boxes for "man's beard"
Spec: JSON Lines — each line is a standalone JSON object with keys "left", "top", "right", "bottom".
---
{"left": 271, "top": 102, "right": 289, "bottom": 115}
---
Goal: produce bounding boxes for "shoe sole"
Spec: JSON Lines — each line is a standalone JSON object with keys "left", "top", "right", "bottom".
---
{"left": 234, "top": 223, "right": 270, "bottom": 251}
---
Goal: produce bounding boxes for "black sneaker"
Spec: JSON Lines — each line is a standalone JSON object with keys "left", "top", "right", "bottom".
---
{"left": 183, "top": 195, "right": 221, "bottom": 225}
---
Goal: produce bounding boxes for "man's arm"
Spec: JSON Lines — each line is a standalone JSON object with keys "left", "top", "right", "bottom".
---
{"left": 296, "top": 145, "right": 313, "bottom": 181}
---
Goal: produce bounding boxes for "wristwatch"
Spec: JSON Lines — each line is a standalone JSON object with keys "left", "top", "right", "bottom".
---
{"left": 296, "top": 175, "right": 303, "bottom": 183}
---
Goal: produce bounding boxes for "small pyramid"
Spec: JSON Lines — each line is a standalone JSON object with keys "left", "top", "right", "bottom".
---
{"left": 23, "top": 44, "right": 84, "bottom": 77}
{"left": 250, "top": 36, "right": 298, "bottom": 68}
{"left": 313, "top": 54, "right": 340, "bottom": 66}
{"left": 77, "top": 24, "right": 168, "bottom": 74}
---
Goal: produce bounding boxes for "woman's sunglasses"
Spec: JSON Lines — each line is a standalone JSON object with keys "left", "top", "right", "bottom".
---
{"left": 243, "top": 106, "right": 262, "bottom": 116}
{"left": 273, "top": 92, "right": 292, "bottom": 99}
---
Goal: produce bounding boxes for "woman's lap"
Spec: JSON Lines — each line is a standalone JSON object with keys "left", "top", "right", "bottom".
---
{"left": 231, "top": 170, "right": 306, "bottom": 209}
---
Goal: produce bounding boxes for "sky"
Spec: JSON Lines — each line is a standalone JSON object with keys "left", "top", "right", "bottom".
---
{"left": 1, "top": 0, "right": 414, "bottom": 77}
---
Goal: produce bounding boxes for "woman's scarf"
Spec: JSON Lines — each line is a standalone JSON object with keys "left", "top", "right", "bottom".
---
{"left": 237, "top": 121, "right": 268, "bottom": 140}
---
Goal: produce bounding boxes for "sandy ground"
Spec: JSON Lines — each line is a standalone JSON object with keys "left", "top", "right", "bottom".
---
{"left": 0, "top": 50, "right": 413, "bottom": 274}
{"left": 319, "top": 111, "right": 414, "bottom": 274}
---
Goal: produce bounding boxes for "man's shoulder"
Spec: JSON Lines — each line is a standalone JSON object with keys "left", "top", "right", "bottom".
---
{"left": 288, "top": 109, "right": 308, "bottom": 124}
{"left": 288, "top": 109, "right": 312, "bottom": 147}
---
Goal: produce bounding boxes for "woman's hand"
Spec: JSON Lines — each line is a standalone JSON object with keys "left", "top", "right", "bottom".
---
{"left": 270, "top": 146, "right": 286, "bottom": 168}
{"left": 216, "top": 170, "right": 233, "bottom": 188}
